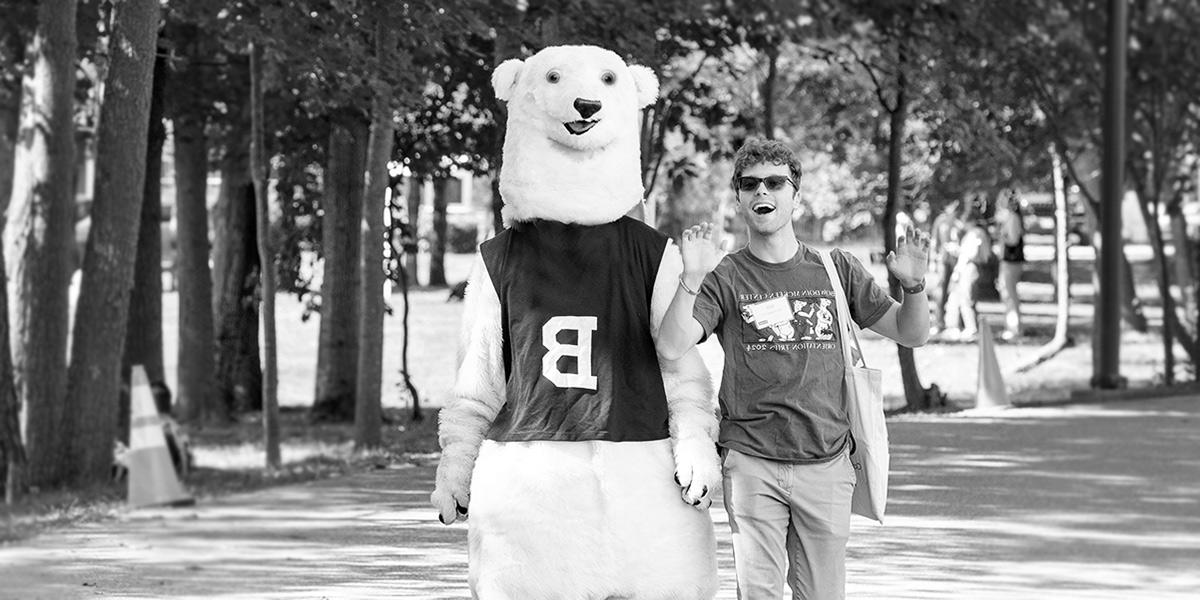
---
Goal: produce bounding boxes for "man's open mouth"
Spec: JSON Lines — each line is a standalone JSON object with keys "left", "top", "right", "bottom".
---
{"left": 564, "top": 120, "right": 598, "bottom": 135}
{"left": 751, "top": 202, "right": 776, "bottom": 214}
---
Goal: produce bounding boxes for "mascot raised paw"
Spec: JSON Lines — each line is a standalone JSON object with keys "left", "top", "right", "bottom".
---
{"left": 431, "top": 45, "right": 721, "bottom": 599}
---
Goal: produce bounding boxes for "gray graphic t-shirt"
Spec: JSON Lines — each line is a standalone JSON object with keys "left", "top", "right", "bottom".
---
{"left": 693, "top": 243, "right": 895, "bottom": 462}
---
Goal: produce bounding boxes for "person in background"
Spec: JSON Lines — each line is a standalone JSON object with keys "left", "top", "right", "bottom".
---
{"left": 995, "top": 189, "right": 1026, "bottom": 341}
{"left": 944, "top": 196, "right": 992, "bottom": 341}
{"left": 928, "top": 199, "right": 963, "bottom": 336}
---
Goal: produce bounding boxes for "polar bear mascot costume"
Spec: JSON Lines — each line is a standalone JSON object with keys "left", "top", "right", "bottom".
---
{"left": 430, "top": 45, "right": 720, "bottom": 599}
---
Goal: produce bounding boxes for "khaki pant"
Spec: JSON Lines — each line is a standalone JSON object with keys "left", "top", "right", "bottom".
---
{"left": 721, "top": 447, "right": 856, "bottom": 600}
{"left": 931, "top": 256, "right": 957, "bottom": 330}
{"left": 945, "top": 262, "right": 981, "bottom": 334}
{"left": 998, "top": 260, "right": 1023, "bottom": 337}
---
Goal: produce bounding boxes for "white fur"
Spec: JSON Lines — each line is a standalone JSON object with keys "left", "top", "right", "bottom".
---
{"left": 434, "top": 45, "right": 718, "bottom": 600}
{"left": 470, "top": 440, "right": 717, "bottom": 599}
{"left": 628, "top": 64, "right": 660, "bottom": 107}
{"left": 491, "top": 58, "right": 524, "bottom": 102}
{"left": 496, "top": 45, "right": 657, "bottom": 226}
{"left": 431, "top": 256, "right": 506, "bottom": 525}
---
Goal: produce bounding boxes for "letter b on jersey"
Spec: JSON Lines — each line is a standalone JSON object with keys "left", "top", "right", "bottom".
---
{"left": 541, "top": 316, "right": 598, "bottom": 390}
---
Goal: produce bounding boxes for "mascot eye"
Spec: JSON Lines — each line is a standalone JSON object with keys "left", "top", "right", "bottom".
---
{"left": 546, "top": 70, "right": 561, "bottom": 84}
{"left": 601, "top": 71, "right": 616, "bottom": 85}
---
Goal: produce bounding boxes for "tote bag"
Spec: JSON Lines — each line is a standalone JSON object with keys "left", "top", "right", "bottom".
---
{"left": 820, "top": 251, "right": 889, "bottom": 523}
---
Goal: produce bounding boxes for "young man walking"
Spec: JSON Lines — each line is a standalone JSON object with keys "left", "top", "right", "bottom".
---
{"left": 657, "top": 138, "right": 930, "bottom": 600}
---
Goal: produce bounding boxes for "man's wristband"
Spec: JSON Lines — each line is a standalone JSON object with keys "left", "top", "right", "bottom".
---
{"left": 679, "top": 275, "right": 701, "bottom": 296}
{"left": 901, "top": 278, "right": 926, "bottom": 295}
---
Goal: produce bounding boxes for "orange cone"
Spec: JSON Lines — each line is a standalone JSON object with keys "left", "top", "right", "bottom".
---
{"left": 976, "top": 316, "right": 1010, "bottom": 409}
{"left": 127, "top": 366, "right": 193, "bottom": 508}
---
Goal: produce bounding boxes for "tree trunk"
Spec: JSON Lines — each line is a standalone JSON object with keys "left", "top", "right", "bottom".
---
{"left": 1015, "top": 146, "right": 1073, "bottom": 373}
{"left": 881, "top": 61, "right": 927, "bottom": 411}
{"left": 212, "top": 104, "right": 263, "bottom": 415}
{"left": 428, "top": 178, "right": 448, "bottom": 287}
{"left": 120, "top": 46, "right": 166, "bottom": 442}
{"left": 1136, "top": 197, "right": 1181, "bottom": 382}
{"left": 356, "top": 21, "right": 396, "bottom": 450}
{"left": 4, "top": 0, "right": 77, "bottom": 487}
{"left": 311, "top": 116, "right": 366, "bottom": 422}
{"left": 0, "top": 30, "right": 21, "bottom": 501}
{"left": 249, "top": 42, "right": 279, "bottom": 468}
{"left": 1167, "top": 201, "right": 1197, "bottom": 337}
{"left": 488, "top": 8, "right": 523, "bottom": 236}
{"left": 1052, "top": 155, "right": 1073, "bottom": 339}
{"left": 641, "top": 100, "right": 676, "bottom": 207}
{"left": 1131, "top": 177, "right": 1200, "bottom": 373}
{"left": 404, "top": 177, "right": 420, "bottom": 286}
{"left": 0, "top": 250, "right": 20, "bottom": 502}
{"left": 172, "top": 112, "right": 223, "bottom": 423}
{"left": 1120, "top": 256, "right": 1147, "bottom": 332}
{"left": 62, "top": 0, "right": 159, "bottom": 486}
{"left": 0, "top": 33, "right": 19, "bottom": 212}
{"left": 490, "top": 174, "right": 504, "bottom": 237}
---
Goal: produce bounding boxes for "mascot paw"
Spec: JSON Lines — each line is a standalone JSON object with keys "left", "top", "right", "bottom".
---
{"left": 431, "top": 484, "right": 470, "bottom": 525}
{"left": 674, "top": 440, "right": 720, "bottom": 511}
{"left": 675, "top": 470, "right": 715, "bottom": 510}
{"left": 432, "top": 449, "right": 477, "bottom": 524}
{"left": 431, "top": 455, "right": 473, "bottom": 525}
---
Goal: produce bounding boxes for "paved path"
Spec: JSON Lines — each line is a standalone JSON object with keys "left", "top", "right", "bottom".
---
{"left": 2, "top": 396, "right": 1198, "bottom": 599}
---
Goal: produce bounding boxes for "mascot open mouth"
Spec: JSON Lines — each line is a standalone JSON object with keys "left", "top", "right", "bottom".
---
{"left": 564, "top": 119, "right": 599, "bottom": 135}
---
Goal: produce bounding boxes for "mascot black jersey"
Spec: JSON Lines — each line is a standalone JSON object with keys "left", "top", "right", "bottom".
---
{"left": 480, "top": 216, "right": 670, "bottom": 442}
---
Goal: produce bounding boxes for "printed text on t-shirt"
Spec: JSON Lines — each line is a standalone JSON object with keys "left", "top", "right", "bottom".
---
{"left": 738, "top": 292, "right": 837, "bottom": 347}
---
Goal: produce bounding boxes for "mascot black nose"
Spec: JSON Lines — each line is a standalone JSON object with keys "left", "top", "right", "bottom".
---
{"left": 573, "top": 98, "right": 601, "bottom": 119}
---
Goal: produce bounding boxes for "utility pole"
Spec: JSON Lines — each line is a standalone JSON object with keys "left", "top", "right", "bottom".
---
{"left": 1094, "top": 0, "right": 1128, "bottom": 389}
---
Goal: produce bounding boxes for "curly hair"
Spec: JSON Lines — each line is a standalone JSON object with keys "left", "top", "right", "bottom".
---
{"left": 731, "top": 138, "right": 803, "bottom": 190}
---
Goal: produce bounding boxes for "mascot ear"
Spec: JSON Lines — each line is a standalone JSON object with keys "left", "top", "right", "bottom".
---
{"left": 492, "top": 58, "right": 525, "bottom": 102}
{"left": 628, "top": 64, "right": 659, "bottom": 108}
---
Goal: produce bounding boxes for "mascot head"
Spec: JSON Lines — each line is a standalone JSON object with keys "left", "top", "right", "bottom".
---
{"left": 493, "top": 45, "right": 659, "bottom": 225}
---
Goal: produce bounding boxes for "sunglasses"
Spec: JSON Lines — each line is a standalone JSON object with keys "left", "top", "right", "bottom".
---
{"left": 736, "top": 175, "right": 796, "bottom": 193}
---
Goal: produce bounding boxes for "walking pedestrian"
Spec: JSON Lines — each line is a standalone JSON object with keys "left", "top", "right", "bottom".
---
{"left": 995, "top": 189, "right": 1026, "bottom": 340}
{"left": 656, "top": 138, "right": 930, "bottom": 600}
{"left": 944, "top": 197, "right": 992, "bottom": 341}
{"left": 929, "top": 199, "right": 963, "bottom": 335}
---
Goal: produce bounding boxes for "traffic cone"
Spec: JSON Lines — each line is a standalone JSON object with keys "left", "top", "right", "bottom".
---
{"left": 976, "top": 315, "right": 1009, "bottom": 410}
{"left": 127, "top": 365, "right": 193, "bottom": 508}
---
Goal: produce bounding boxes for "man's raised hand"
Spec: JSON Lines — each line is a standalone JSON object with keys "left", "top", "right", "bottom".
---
{"left": 680, "top": 222, "right": 729, "bottom": 281}
{"left": 885, "top": 224, "right": 931, "bottom": 288}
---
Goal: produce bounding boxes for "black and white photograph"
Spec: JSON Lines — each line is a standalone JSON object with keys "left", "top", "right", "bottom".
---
{"left": 1, "top": 1, "right": 1197, "bottom": 598}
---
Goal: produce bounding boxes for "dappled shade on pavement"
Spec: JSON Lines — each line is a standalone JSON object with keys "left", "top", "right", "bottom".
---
{"left": 1, "top": 397, "right": 1198, "bottom": 599}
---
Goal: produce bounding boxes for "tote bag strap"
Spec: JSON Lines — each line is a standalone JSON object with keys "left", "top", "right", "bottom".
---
{"left": 820, "top": 250, "right": 866, "bottom": 368}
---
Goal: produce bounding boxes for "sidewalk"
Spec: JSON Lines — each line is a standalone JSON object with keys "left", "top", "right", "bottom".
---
{"left": 2, "top": 396, "right": 1198, "bottom": 599}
